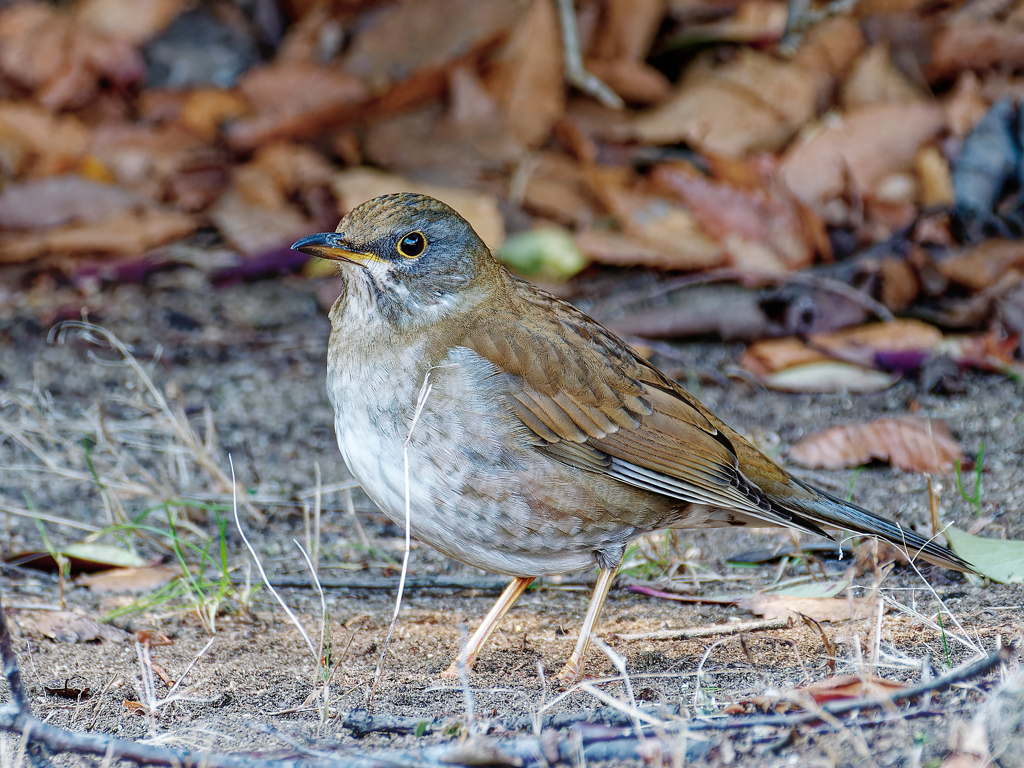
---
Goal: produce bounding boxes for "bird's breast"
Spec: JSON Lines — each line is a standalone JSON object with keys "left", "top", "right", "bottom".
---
{"left": 325, "top": 324, "right": 652, "bottom": 575}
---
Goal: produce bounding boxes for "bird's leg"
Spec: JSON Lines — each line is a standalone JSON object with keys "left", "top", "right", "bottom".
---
{"left": 556, "top": 565, "right": 620, "bottom": 683}
{"left": 442, "top": 576, "right": 536, "bottom": 679}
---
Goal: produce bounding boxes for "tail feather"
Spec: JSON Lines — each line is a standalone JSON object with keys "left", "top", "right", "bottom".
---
{"left": 782, "top": 479, "right": 975, "bottom": 573}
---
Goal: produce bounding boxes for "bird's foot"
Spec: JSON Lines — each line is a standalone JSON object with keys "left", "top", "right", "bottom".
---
{"left": 441, "top": 653, "right": 477, "bottom": 680}
{"left": 556, "top": 658, "right": 583, "bottom": 684}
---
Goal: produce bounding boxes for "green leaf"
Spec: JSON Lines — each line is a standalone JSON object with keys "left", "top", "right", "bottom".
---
{"left": 60, "top": 543, "right": 146, "bottom": 569}
{"left": 497, "top": 228, "right": 588, "bottom": 281}
{"left": 946, "top": 527, "right": 1024, "bottom": 584}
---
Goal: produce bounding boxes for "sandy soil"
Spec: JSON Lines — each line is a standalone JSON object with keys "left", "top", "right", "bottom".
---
{"left": 0, "top": 268, "right": 1022, "bottom": 766}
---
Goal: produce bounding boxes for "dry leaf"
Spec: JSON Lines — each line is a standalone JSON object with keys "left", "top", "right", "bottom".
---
{"left": 587, "top": 168, "right": 723, "bottom": 270}
{"left": 575, "top": 229, "right": 707, "bottom": 270}
{"left": 485, "top": 0, "right": 564, "bottom": 147}
{"left": 652, "top": 162, "right": 817, "bottom": 271}
{"left": 939, "top": 240, "right": 1024, "bottom": 292}
{"left": 944, "top": 71, "right": 989, "bottom": 139}
{"left": 786, "top": 416, "right": 961, "bottom": 473}
{"left": 780, "top": 101, "right": 944, "bottom": 208}
{"left": 929, "top": 20, "right": 1024, "bottom": 82}
{"left": 0, "top": 2, "right": 143, "bottom": 111}
{"left": 792, "top": 17, "right": 865, "bottom": 95}
{"left": 24, "top": 611, "right": 130, "bottom": 643}
{"left": 89, "top": 123, "right": 226, "bottom": 208}
{"left": 226, "top": 61, "right": 367, "bottom": 152}
{"left": 761, "top": 361, "right": 897, "bottom": 393}
{"left": 331, "top": 168, "right": 505, "bottom": 248}
{"left": 916, "top": 145, "right": 955, "bottom": 207}
{"left": 737, "top": 594, "right": 882, "bottom": 622}
{"left": 209, "top": 187, "right": 311, "bottom": 257}
{"left": 178, "top": 88, "right": 252, "bottom": 142}
{"left": 364, "top": 70, "right": 523, "bottom": 186}
{"left": 631, "top": 49, "right": 818, "bottom": 157}
{"left": 44, "top": 676, "right": 91, "bottom": 699}
{"left": 584, "top": 58, "right": 671, "bottom": 104}
{"left": 75, "top": 0, "right": 184, "bottom": 46}
{"left": 877, "top": 256, "right": 921, "bottom": 312}
{"left": 0, "top": 176, "right": 146, "bottom": 230}
{"left": 746, "top": 320, "right": 939, "bottom": 374}
{"left": 519, "top": 152, "right": 595, "bottom": 226}
{"left": 841, "top": 43, "right": 927, "bottom": 110}
{"left": 809, "top": 319, "right": 943, "bottom": 367}
{"left": 0, "top": 208, "right": 196, "bottom": 262}
{"left": 798, "top": 674, "right": 907, "bottom": 703}
{"left": 741, "top": 337, "right": 831, "bottom": 378}
{"left": 78, "top": 565, "right": 179, "bottom": 593}
{"left": 341, "top": 0, "right": 523, "bottom": 101}
{"left": 0, "top": 103, "right": 91, "bottom": 176}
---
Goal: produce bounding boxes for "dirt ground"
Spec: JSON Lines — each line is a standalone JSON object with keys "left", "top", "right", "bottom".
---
{"left": 0, "top": 268, "right": 1022, "bottom": 766}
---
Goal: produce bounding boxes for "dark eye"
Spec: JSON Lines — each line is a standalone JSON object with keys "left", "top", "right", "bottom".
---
{"left": 396, "top": 231, "right": 426, "bottom": 258}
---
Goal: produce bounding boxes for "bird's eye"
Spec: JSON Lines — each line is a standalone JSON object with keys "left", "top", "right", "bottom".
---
{"left": 396, "top": 231, "right": 427, "bottom": 259}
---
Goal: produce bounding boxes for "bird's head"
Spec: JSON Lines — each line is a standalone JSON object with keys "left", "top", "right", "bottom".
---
{"left": 292, "top": 193, "right": 498, "bottom": 324}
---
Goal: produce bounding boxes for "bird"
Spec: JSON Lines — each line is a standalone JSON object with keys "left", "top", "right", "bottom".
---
{"left": 291, "top": 193, "right": 974, "bottom": 683}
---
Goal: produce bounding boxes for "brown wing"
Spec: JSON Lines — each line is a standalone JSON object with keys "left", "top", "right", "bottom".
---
{"left": 460, "top": 276, "right": 974, "bottom": 571}
{"left": 462, "top": 281, "right": 819, "bottom": 528}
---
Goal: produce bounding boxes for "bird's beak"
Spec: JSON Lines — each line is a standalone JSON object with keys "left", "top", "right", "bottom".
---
{"left": 290, "top": 232, "right": 378, "bottom": 265}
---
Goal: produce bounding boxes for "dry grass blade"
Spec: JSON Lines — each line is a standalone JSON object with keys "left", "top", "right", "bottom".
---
{"left": 50, "top": 321, "right": 263, "bottom": 524}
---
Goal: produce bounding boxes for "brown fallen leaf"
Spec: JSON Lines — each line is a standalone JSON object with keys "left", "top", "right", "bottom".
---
{"left": 585, "top": 58, "right": 671, "bottom": 104}
{"left": 341, "top": 0, "right": 523, "bottom": 107}
{"left": 226, "top": 61, "right": 367, "bottom": 152}
{"left": 0, "top": 102, "right": 91, "bottom": 177}
{"left": 631, "top": 49, "right": 817, "bottom": 157}
{"left": 741, "top": 337, "right": 831, "bottom": 378}
{"left": 809, "top": 319, "right": 944, "bottom": 367}
{"left": 737, "top": 593, "right": 883, "bottom": 622}
{"left": 0, "top": 208, "right": 197, "bottom": 262}
{"left": 208, "top": 187, "right": 312, "bottom": 257}
{"left": 841, "top": 43, "right": 927, "bottom": 110}
{"left": 0, "top": 176, "right": 147, "bottom": 230}
{"left": 588, "top": 172, "right": 723, "bottom": 270}
{"left": 519, "top": 151, "right": 595, "bottom": 226}
{"left": 786, "top": 416, "right": 961, "bottom": 473}
{"left": 929, "top": 20, "right": 1024, "bottom": 82}
{"left": 75, "top": 0, "right": 184, "bottom": 46}
{"left": 484, "top": 0, "right": 564, "bottom": 147}
{"left": 78, "top": 565, "right": 179, "bottom": 594}
{"left": 779, "top": 101, "right": 944, "bottom": 209}
{"left": 89, "top": 123, "right": 227, "bottom": 207}
{"left": 939, "top": 240, "right": 1024, "bottom": 293}
{"left": 916, "top": 146, "right": 955, "bottom": 208}
{"left": 652, "top": 161, "right": 818, "bottom": 271}
{"left": 789, "top": 16, "right": 865, "bottom": 105}
{"left": 24, "top": 611, "right": 130, "bottom": 644}
{"left": 177, "top": 88, "right": 252, "bottom": 142}
{"left": 0, "top": 2, "right": 144, "bottom": 111}
{"left": 797, "top": 674, "right": 907, "bottom": 704}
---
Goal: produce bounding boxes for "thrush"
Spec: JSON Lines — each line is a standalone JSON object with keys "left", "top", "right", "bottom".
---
{"left": 292, "top": 193, "right": 974, "bottom": 683}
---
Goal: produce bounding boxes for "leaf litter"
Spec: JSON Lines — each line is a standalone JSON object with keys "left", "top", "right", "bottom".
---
{"left": 0, "top": 0, "right": 1023, "bottom": 763}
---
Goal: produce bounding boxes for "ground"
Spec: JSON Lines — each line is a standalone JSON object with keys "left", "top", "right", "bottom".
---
{"left": 0, "top": 269, "right": 1021, "bottom": 766}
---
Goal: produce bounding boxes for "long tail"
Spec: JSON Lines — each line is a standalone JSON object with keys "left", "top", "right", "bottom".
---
{"left": 782, "top": 478, "right": 975, "bottom": 573}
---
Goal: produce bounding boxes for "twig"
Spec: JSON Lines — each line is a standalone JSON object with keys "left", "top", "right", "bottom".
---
{"left": 617, "top": 618, "right": 789, "bottom": 642}
{"left": 554, "top": 0, "right": 623, "bottom": 109}
{"left": 233, "top": 575, "right": 513, "bottom": 590}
